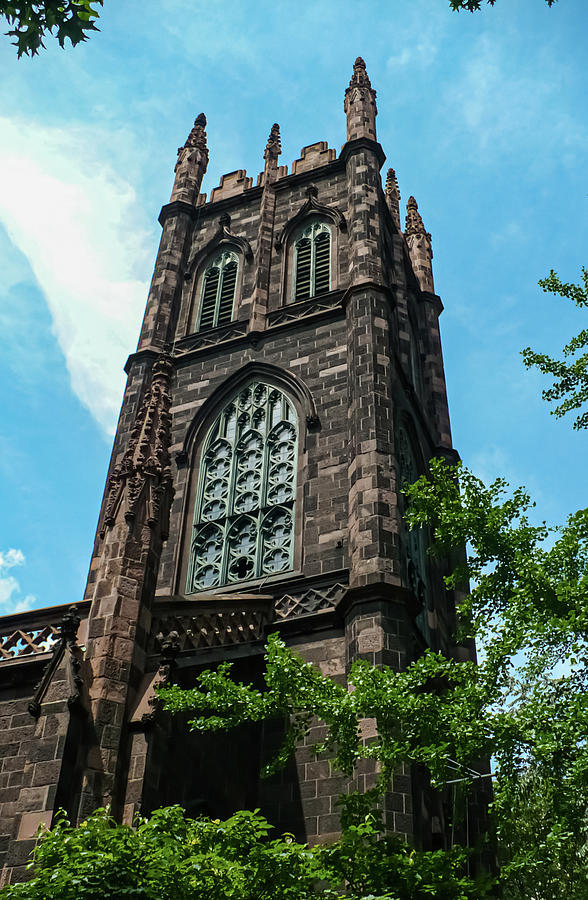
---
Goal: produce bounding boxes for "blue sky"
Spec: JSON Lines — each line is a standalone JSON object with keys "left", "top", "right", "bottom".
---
{"left": 0, "top": 0, "right": 587, "bottom": 614}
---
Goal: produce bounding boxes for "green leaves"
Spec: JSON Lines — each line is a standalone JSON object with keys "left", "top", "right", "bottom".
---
{"left": 0, "top": 806, "right": 487, "bottom": 900}
{"left": 160, "top": 460, "right": 588, "bottom": 896}
{"left": 448, "top": 0, "right": 556, "bottom": 10}
{"left": 523, "top": 267, "right": 588, "bottom": 430}
{"left": 0, "top": 1, "right": 103, "bottom": 57}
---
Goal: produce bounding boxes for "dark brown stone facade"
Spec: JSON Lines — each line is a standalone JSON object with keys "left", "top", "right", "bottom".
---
{"left": 0, "top": 59, "right": 479, "bottom": 885}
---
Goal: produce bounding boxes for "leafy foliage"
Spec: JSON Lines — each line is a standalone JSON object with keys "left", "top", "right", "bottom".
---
{"left": 0, "top": 1, "right": 102, "bottom": 57}
{"left": 0, "top": 806, "right": 484, "bottom": 900}
{"left": 2, "top": 463, "right": 586, "bottom": 897}
{"left": 160, "top": 459, "right": 588, "bottom": 897}
{"left": 523, "top": 268, "right": 588, "bottom": 429}
{"left": 448, "top": 0, "right": 556, "bottom": 9}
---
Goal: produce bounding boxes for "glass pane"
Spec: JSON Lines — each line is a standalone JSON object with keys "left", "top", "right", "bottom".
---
{"left": 294, "top": 238, "right": 311, "bottom": 302}
{"left": 189, "top": 382, "right": 298, "bottom": 591}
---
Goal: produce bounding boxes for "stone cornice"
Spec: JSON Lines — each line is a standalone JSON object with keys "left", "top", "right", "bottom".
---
{"left": 158, "top": 199, "right": 200, "bottom": 228}
{"left": 339, "top": 137, "right": 386, "bottom": 169}
{"left": 420, "top": 290, "right": 444, "bottom": 316}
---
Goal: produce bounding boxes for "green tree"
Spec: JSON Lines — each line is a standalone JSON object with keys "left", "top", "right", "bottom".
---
{"left": 0, "top": 806, "right": 483, "bottom": 899}
{"left": 0, "top": 1, "right": 102, "bottom": 57}
{"left": 2, "top": 463, "right": 586, "bottom": 898}
{"left": 523, "top": 268, "right": 588, "bottom": 429}
{"left": 448, "top": 0, "right": 556, "bottom": 9}
{"left": 160, "top": 460, "right": 588, "bottom": 897}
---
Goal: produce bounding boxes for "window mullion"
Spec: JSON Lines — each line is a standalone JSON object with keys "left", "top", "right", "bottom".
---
{"left": 310, "top": 230, "right": 316, "bottom": 298}
{"left": 256, "top": 395, "right": 272, "bottom": 577}
{"left": 213, "top": 264, "right": 223, "bottom": 328}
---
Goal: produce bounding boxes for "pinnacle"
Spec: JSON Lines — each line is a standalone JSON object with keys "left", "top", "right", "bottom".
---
{"left": 385, "top": 168, "right": 399, "bottom": 192}
{"left": 347, "top": 55, "right": 374, "bottom": 93}
{"left": 265, "top": 122, "right": 281, "bottom": 159}
{"left": 183, "top": 113, "right": 208, "bottom": 152}
{"left": 405, "top": 196, "right": 429, "bottom": 238}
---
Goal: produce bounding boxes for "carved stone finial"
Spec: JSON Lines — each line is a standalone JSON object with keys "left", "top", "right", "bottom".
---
{"left": 59, "top": 606, "right": 81, "bottom": 645}
{"left": 305, "top": 184, "right": 318, "bottom": 199}
{"left": 405, "top": 196, "right": 429, "bottom": 239}
{"left": 346, "top": 56, "right": 375, "bottom": 94}
{"left": 385, "top": 168, "right": 398, "bottom": 194}
{"left": 171, "top": 112, "right": 209, "bottom": 203}
{"left": 142, "top": 630, "right": 182, "bottom": 725}
{"left": 219, "top": 212, "right": 231, "bottom": 230}
{"left": 182, "top": 112, "right": 208, "bottom": 153}
{"left": 344, "top": 56, "right": 377, "bottom": 142}
{"left": 385, "top": 168, "right": 401, "bottom": 232}
{"left": 265, "top": 122, "right": 281, "bottom": 160}
{"left": 405, "top": 197, "right": 434, "bottom": 293}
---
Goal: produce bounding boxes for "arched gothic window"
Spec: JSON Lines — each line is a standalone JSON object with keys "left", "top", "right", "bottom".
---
{"left": 196, "top": 250, "right": 238, "bottom": 331}
{"left": 397, "top": 427, "right": 428, "bottom": 635}
{"left": 187, "top": 382, "right": 298, "bottom": 592}
{"left": 292, "top": 220, "right": 331, "bottom": 302}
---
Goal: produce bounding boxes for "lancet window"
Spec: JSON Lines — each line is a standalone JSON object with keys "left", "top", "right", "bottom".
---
{"left": 292, "top": 220, "right": 331, "bottom": 302}
{"left": 187, "top": 382, "right": 298, "bottom": 592}
{"left": 196, "top": 250, "right": 239, "bottom": 330}
{"left": 397, "top": 427, "right": 428, "bottom": 624}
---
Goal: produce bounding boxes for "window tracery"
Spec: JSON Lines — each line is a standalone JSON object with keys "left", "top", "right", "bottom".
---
{"left": 292, "top": 220, "right": 331, "bottom": 302}
{"left": 196, "top": 250, "right": 239, "bottom": 331}
{"left": 187, "top": 382, "right": 297, "bottom": 592}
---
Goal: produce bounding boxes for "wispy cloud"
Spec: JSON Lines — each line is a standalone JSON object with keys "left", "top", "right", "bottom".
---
{"left": 0, "top": 548, "right": 35, "bottom": 614}
{"left": 0, "top": 116, "right": 155, "bottom": 435}
{"left": 443, "top": 34, "right": 588, "bottom": 167}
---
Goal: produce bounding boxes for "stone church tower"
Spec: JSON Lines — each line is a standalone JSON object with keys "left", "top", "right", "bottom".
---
{"left": 0, "top": 58, "right": 474, "bottom": 884}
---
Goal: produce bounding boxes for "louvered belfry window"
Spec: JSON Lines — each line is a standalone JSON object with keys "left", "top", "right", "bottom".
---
{"left": 187, "top": 382, "right": 298, "bottom": 592}
{"left": 293, "top": 221, "right": 331, "bottom": 302}
{"left": 197, "top": 251, "right": 238, "bottom": 330}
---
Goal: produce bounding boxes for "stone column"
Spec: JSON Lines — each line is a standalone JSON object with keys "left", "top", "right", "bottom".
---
{"left": 79, "top": 355, "right": 174, "bottom": 820}
{"left": 250, "top": 123, "right": 280, "bottom": 331}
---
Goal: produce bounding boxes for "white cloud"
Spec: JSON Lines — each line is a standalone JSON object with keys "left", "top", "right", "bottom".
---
{"left": 443, "top": 34, "right": 588, "bottom": 166}
{"left": 0, "top": 548, "right": 35, "bottom": 614}
{"left": 0, "top": 116, "right": 155, "bottom": 435}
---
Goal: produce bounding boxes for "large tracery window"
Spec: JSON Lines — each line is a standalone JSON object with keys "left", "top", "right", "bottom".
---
{"left": 292, "top": 220, "right": 331, "bottom": 302}
{"left": 197, "top": 250, "right": 238, "bottom": 331}
{"left": 187, "top": 382, "right": 298, "bottom": 592}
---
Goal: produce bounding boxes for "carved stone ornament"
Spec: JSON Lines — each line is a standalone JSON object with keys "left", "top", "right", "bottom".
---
{"left": 385, "top": 168, "right": 401, "bottom": 231}
{"left": 28, "top": 606, "right": 84, "bottom": 719}
{"left": 142, "top": 630, "right": 181, "bottom": 726}
{"left": 405, "top": 196, "right": 431, "bottom": 242}
{"left": 344, "top": 56, "right": 377, "bottom": 108}
{"left": 184, "top": 218, "right": 253, "bottom": 281}
{"left": 275, "top": 191, "right": 346, "bottom": 252}
{"left": 265, "top": 122, "right": 281, "bottom": 161}
{"left": 100, "top": 354, "right": 174, "bottom": 539}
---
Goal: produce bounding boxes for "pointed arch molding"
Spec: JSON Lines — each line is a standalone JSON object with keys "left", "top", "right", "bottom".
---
{"left": 184, "top": 215, "right": 253, "bottom": 280}
{"left": 178, "top": 362, "right": 319, "bottom": 464}
{"left": 275, "top": 188, "right": 347, "bottom": 253}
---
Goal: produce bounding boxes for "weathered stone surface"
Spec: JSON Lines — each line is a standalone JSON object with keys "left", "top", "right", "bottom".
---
{"left": 0, "top": 59, "right": 484, "bottom": 883}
